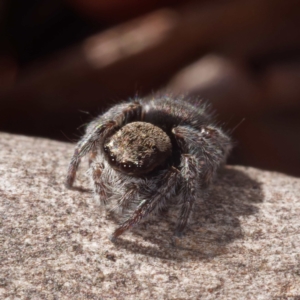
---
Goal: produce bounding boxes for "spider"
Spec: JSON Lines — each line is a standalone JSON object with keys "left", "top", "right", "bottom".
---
{"left": 66, "top": 94, "right": 232, "bottom": 241}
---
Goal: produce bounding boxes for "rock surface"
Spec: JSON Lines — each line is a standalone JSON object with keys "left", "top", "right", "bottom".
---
{"left": 0, "top": 132, "right": 300, "bottom": 299}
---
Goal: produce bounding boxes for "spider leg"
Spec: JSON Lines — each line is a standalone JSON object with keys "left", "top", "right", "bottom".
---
{"left": 175, "top": 154, "right": 199, "bottom": 235}
{"left": 116, "top": 183, "right": 140, "bottom": 213}
{"left": 110, "top": 167, "right": 179, "bottom": 241}
{"left": 88, "top": 149, "right": 97, "bottom": 166}
{"left": 65, "top": 101, "right": 142, "bottom": 188}
{"left": 66, "top": 120, "right": 116, "bottom": 188}
{"left": 172, "top": 124, "right": 231, "bottom": 235}
{"left": 89, "top": 161, "right": 108, "bottom": 205}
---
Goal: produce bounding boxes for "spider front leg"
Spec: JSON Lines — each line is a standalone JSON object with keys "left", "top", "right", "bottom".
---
{"left": 66, "top": 120, "right": 115, "bottom": 188}
{"left": 65, "top": 101, "right": 142, "bottom": 188}
{"left": 173, "top": 124, "right": 231, "bottom": 235}
{"left": 110, "top": 167, "right": 179, "bottom": 241}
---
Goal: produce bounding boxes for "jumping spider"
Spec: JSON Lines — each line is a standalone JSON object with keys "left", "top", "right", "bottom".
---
{"left": 66, "top": 94, "right": 231, "bottom": 240}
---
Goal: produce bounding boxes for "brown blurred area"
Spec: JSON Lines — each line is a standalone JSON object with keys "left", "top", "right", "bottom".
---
{"left": 1, "top": 0, "right": 300, "bottom": 176}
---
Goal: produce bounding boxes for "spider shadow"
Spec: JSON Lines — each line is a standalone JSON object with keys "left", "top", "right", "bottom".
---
{"left": 112, "top": 167, "right": 264, "bottom": 261}
{"left": 68, "top": 186, "right": 92, "bottom": 194}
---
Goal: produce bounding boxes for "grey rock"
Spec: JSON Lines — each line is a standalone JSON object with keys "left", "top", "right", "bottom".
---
{"left": 0, "top": 132, "right": 299, "bottom": 299}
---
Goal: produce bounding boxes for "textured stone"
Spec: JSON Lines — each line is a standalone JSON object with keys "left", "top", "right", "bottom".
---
{"left": 0, "top": 132, "right": 299, "bottom": 299}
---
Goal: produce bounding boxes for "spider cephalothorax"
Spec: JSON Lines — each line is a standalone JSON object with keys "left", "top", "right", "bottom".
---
{"left": 103, "top": 122, "right": 172, "bottom": 176}
{"left": 66, "top": 94, "right": 232, "bottom": 240}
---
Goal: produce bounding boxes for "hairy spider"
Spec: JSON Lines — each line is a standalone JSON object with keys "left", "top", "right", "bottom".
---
{"left": 66, "top": 94, "right": 232, "bottom": 240}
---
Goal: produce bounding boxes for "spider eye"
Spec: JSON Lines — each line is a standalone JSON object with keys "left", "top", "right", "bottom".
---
{"left": 121, "top": 162, "right": 135, "bottom": 171}
{"left": 103, "top": 145, "right": 109, "bottom": 153}
{"left": 152, "top": 145, "right": 157, "bottom": 151}
{"left": 109, "top": 154, "right": 116, "bottom": 163}
{"left": 201, "top": 127, "right": 213, "bottom": 138}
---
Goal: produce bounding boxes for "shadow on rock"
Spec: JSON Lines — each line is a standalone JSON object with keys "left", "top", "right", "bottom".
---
{"left": 113, "top": 167, "right": 264, "bottom": 261}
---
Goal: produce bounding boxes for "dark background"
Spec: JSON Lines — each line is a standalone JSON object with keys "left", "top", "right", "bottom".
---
{"left": 1, "top": 0, "right": 300, "bottom": 176}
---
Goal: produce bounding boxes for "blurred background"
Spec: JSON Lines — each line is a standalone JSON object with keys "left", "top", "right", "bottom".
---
{"left": 1, "top": 0, "right": 300, "bottom": 176}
